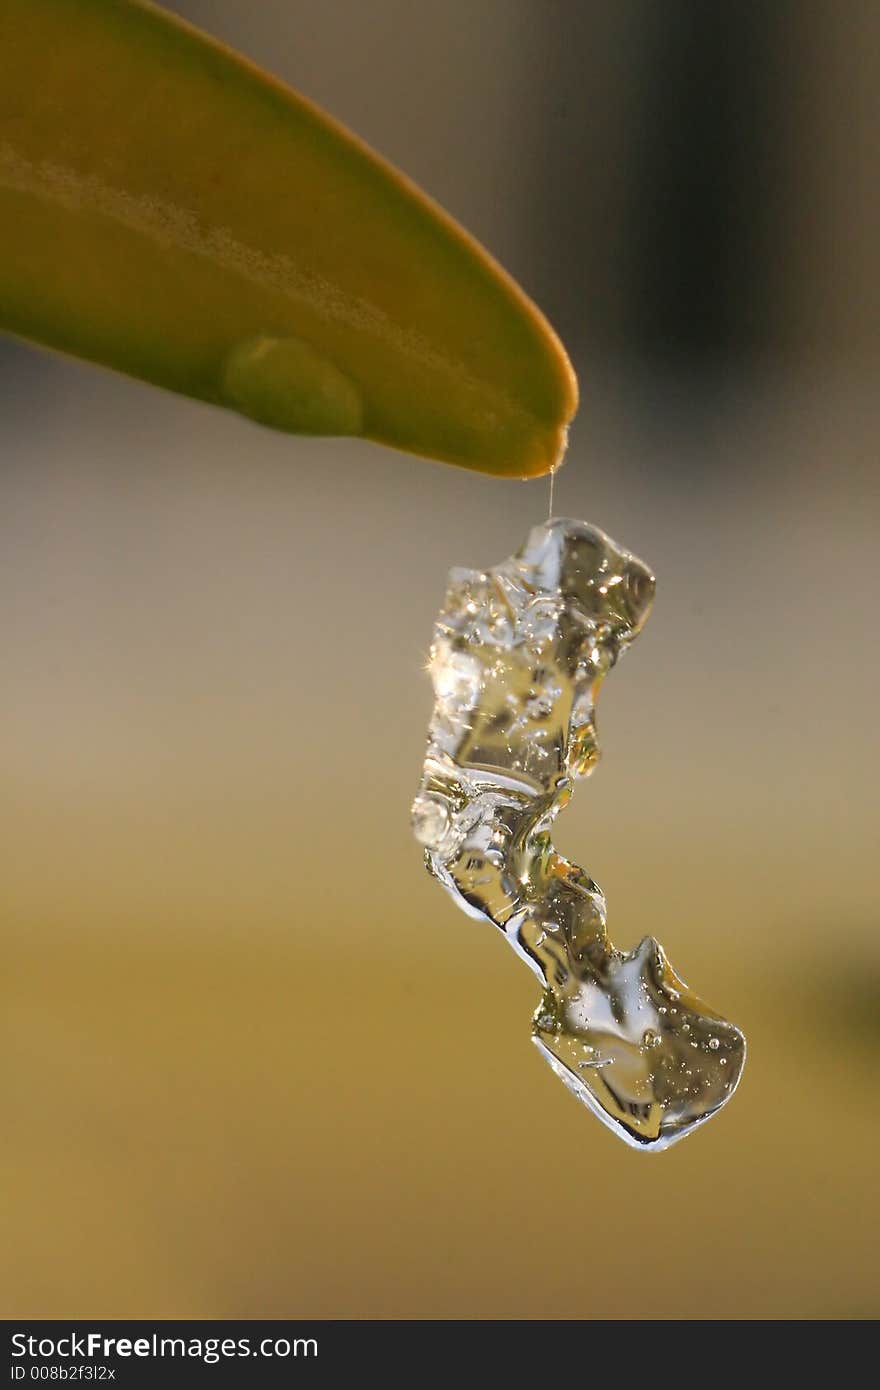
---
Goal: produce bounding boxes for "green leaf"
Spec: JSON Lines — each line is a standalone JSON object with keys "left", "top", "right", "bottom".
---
{"left": 0, "top": 0, "right": 577, "bottom": 475}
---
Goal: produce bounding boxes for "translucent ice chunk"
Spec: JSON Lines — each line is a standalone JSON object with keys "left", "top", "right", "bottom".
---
{"left": 412, "top": 519, "right": 745, "bottom": 1150}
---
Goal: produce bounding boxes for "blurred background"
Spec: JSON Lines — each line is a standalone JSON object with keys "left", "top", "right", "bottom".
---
{"left": 2, "top": 0, "right": 878, "bottom": 1319}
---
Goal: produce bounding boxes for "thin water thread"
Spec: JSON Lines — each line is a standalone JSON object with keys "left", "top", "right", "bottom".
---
{"left": 547, "top": 465, "right": 557, "bottom": 520}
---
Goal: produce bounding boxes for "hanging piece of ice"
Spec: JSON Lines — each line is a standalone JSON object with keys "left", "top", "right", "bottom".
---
{"left": 412, "top": 519, "right": 745, "bottom": 1150}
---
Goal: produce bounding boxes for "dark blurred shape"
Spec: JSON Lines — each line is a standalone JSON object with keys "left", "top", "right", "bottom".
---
{"left": 525, "top": 1, "right": 880, "bottom": 374}
{"left": 627, "top": 4, "right": 787, "bottom": 362}
{"left": 526, "top": 2, "right": 790, "bottom": 363}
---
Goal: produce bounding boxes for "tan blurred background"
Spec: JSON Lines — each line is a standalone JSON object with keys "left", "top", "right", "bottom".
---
{"left": 2, "top": 1, "right": 878, "bottom": 1319}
